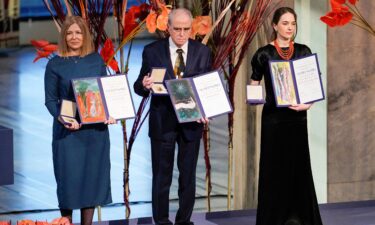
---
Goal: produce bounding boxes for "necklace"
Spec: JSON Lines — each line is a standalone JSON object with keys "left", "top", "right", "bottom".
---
{"left": 274, "top": 39, "right": 294, "bottom": 60}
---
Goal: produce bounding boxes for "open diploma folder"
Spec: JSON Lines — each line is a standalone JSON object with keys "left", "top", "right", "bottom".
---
{"left": 150, "top": 68, "right": 168, "bottom": 95}
{"left": 71, "top": 74, "right": 136, "bottom": 124}
{"left": 269, "top": 53, "right": 325, "bottom": 107}
{"left": 165, "top": 71, "right": 233, "bottom": 123}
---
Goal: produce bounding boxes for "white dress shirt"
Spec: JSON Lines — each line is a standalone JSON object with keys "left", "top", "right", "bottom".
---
{"left": 169, "top": 37, "right": 188, "bottom": 71}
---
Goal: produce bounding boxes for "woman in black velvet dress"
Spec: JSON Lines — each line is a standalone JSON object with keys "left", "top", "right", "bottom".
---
{"left": 250, "top": 7, "right": 323, "bottom": 225}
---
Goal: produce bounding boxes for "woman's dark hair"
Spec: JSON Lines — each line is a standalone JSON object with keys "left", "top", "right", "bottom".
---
{"left": 271, "top": 7, "right": 297, "bottom": 41}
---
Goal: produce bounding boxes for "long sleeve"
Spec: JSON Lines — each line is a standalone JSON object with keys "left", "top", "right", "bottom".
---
{"left": 205, "top": 49, "right": 212, "bottom": 72}
{"left": 44, "top": 60, "right": 60, "bottom": 118}
{"left": 134, "top": 48, "right": 151, "bottom": 97}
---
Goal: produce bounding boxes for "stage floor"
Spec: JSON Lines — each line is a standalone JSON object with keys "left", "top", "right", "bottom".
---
{"left": 97, "top": 200, "right": 375, "bottom": 225}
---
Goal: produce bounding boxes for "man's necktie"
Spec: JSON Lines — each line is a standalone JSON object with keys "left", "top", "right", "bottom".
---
{"left": 174, "top": 49, "right": 185, "bottom": 79}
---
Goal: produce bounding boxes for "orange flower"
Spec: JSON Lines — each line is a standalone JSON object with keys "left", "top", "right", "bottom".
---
{"left": 17, "top": 220, "right": 35, "bottom": 225}
{"left": 156, "top": 5, "right": 170, "bottom": 31}
{"left": 50, "top": 217, "right": 70, "bottom": 225}
{"left": 191, "top": 16, "right": 212, "bottom": 39}
{"left": 100, "top": 38, "right": 119, "bottom": 72}
{"left": 146, "top": 11, "right": 158, "bottom": 33}
{"left": 145, "top": 2, "right": 170, "bottom": 33}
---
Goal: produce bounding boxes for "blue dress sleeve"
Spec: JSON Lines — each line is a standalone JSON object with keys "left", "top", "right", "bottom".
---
{"left": 44, "top": 60, "right": 60, "bottom": 118}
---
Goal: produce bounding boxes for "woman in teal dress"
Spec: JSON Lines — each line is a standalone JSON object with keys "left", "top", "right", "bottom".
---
{"left": 44, "top": 16, "right": 115, "bottom": 225}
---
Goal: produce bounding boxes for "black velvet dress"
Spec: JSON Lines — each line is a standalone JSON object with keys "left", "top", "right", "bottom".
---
{"left": 251, "top": 43, "right": 323, "bottom": 225}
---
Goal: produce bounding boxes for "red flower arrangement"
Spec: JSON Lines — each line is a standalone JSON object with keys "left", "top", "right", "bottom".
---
{"left": 100, "top": 38, "right": 120, "bottom": 72}
{"left": 0, "top": 221, "right": 11, "bottom": 225}
{"left": 30, "top": 39, "right": 58, "bottom": 62}
{"left": 320, "top": 0, "right": 375, "bottom": 36}
{"left": 123, "top": 3, "right": 150, "bottom": 38}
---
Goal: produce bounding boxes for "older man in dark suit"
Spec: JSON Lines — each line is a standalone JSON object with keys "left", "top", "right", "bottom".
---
{"left": 134, "top": 8, "right": 212, "bottom": 225}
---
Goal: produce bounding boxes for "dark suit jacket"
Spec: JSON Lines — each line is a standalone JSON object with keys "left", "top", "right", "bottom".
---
{"left": 134, "top": 38, "right": 212, "bottom": 141}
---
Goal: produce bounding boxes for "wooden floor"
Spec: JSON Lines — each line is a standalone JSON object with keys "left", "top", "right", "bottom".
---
{"left": 0, "top": 40, "right": 231, "bottom": 223}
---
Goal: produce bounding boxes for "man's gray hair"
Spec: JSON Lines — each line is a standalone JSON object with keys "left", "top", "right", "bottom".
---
{"left": 168, "top": 8, "right": 193, "bottom": 25}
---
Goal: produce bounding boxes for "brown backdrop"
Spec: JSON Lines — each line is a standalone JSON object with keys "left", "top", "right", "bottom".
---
{"left": 327, "top": 0, "right": 375, "bottom": 202}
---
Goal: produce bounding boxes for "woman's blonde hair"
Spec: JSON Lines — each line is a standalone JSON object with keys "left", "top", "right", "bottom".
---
{"left": 58, "top": 16, "right": 94, "bottom": 57}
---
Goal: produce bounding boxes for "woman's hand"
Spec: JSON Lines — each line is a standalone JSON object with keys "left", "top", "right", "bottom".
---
{"left": 289, "top": 103, "right": 312, "bottom": 112}
{"left": 58, "top": 116, "right": 81, "bottom": 130}
{"left": 104, "top": 116, "right": 117, "bottom": 125}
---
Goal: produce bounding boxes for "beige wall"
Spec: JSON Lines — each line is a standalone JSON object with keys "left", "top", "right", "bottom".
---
{"left": 294, "top": 0, "right": 328, "bottom": 203}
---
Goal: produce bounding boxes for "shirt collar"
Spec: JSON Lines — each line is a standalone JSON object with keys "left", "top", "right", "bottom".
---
{"left": 169, "top": 37, "right": 188, "bottom": 54}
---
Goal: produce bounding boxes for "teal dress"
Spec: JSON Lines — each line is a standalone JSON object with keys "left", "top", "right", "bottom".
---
{"left": 44, "top": 52, "right": 112, "bottom": 209}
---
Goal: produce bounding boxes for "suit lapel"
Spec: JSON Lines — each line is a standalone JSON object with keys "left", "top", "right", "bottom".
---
{"left": 185, "top": 39, "right": 195, "bottom": 77}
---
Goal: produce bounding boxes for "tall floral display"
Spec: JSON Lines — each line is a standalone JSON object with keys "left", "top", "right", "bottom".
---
{"left": 199, "top": 0, "right": 281, "bottom": 208}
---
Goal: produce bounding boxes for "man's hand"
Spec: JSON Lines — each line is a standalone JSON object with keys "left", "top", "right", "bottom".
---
{"left": 142, "top": 73, "right": 154, "bottom": 90}
{"left": 197, "top": 117, "right": 210, "bottom": 124}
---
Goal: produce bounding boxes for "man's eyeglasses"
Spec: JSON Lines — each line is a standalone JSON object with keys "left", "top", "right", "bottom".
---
{"left": 172, "top": 27, "right": 191, "bottom": 34}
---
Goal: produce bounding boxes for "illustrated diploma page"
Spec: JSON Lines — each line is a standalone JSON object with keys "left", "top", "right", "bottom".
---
{"left": 72, "top": 74, "right": 136, "bottom": 124}
{"left": 166, "top": 71, "right": 233, "bottom": 123}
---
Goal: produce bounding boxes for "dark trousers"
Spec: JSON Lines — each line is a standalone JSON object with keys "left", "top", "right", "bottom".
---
{"left": 151, "top": 135, "right": 200, "bottom": 225}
